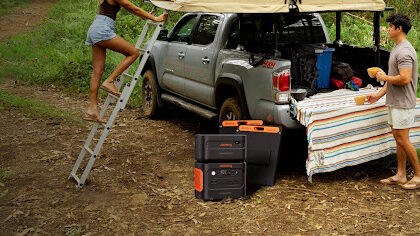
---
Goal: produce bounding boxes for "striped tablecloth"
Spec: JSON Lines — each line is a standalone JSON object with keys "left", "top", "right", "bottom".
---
{"left": 291, "top": 88, "right": 420, "bottom": 181}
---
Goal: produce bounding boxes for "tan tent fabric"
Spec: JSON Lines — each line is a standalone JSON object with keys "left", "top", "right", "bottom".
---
{"left": 295, "top": 0, "right": 386, "bottom": 12}
{"left": 150, "top": 0, "right": 386, "bottom": 13}
{"left": 150, "top": 0, "right": 289, "bottom": 13}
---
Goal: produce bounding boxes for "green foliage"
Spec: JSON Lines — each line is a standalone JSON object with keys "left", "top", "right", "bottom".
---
{"left": 0, "top": 90, "right": 83, "bottom": 125}
{"left": 321, "top": 0, "right": 419, "bottom": 64}
{"left": 0, "top": 0, "right": 29, "bottom": 16}
{"left": 0, "top": 0, "right": 183, "bottom": 107}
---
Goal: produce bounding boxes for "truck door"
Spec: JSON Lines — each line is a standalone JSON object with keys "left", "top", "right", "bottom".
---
{"left": 183, "top": 14, "right": 222, "bottom": 106}
{"left": 161, "top": 14, "right": 198, "bottom": 95}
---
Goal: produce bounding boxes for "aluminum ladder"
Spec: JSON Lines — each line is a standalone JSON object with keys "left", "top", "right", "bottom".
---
{"left": 69, "top": 10, "right": 165, "bottom": 188}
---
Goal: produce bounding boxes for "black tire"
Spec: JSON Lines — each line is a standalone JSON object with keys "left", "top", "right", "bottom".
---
{"left": 141, "top": 70, "right": 159, "bottom": 118}
{"left": 219, "top": 97, "right": 243, "bottom": 122}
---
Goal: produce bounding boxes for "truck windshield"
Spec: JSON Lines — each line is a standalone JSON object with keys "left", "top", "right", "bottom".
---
{"left": 239, "top": 13, "right": 327, "bottom": 54}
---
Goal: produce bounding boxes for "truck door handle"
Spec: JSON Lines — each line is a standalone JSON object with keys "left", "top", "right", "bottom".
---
{"left": 202, "top": 57, "right": 210, "bottom": 64}
{"left": 178, "top": 52, "right": 185, "bottom": 59}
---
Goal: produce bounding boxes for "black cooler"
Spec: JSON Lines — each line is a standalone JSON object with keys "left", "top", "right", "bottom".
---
{"left": 238, "top": 125, "right": 282, "bottom": 186}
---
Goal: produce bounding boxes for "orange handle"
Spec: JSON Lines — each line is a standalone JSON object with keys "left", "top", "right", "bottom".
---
{"left": 221, "top": 120, "right": 263, "bottom": 127}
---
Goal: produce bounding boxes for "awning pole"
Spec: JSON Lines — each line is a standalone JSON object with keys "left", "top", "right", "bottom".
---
{"left": 335, "top": 12, "right": 342, "bottom": 44}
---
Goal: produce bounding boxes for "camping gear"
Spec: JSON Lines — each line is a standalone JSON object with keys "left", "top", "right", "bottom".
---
{"left": 195, "top": 134, "right": 247, "bottom": 162}
{"left": 345, "top": 80, "right": 359, "bottom": 91}
{"left": 291, "top": 89, "right": 307, "bottom": 101}
{"left": 237, "top": 125, "right": 282, "bottom": 186}
{"left": 150, "top": 0, "right": 386, "bottom": 13}
{"left": 315, "top": 48, "right": 335, "bottom": 89}
{"left": 69, "top": 8, "right": 166, "bottom": 188}
{"left": 195, "top": 162, "right": 246, "bottom": 201}
{"left": 219, "top": 120, "right": 264, "bottom": 134}
{"left": 330, "top": 77, "right": 345, "bottom": 89}
{"left": 195, "top": 134, "right": 247, "bottom": 200}
{"left": 331, "top": 62, "right": 353, "bottom": 82}
{"left": 291, "top": 88, "right": 420, "bottom": 181}
{"left": 287, "top": 45, "right": 318, "bottom": 90}
{"left": 351, "top": 76, "right": 362, "bottom": 88}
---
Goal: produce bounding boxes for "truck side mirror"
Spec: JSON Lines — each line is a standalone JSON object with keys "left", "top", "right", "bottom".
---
{"left": 157, "top": 29, "right": 169, "bottom": 41}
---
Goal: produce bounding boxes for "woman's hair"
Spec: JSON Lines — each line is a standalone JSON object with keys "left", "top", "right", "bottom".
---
{"left": 386, "top": 14, "right": 412, "bottom": 35}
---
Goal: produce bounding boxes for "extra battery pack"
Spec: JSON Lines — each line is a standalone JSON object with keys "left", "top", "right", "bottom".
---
{"left": 238, "top": 125, "right": 282, "bottom": 186}
{"left": 219, "top": 120, "right": 264, "bottom": 134}
{"left": 195, "top": 162, "right": 246, "bottom": 201}
{"left": 195, "top": 134, "right": 246, "bottom": 162}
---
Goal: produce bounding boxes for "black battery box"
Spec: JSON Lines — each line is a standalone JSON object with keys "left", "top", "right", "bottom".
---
{"left": 219, "top": 120, "right": 264, "bottom": 134}
{"left": 195, "top": 162, "right": 246, "bottom": 201}
{"left": 238, "top": 125, "right": 282, "bottom": 186}
{"left": 195, "top": 134, "right": 246, "bottom": 162}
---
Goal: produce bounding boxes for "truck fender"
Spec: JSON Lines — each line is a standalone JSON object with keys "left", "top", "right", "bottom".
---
{"left": 215, "top": 74, "right": 249, "bottom": 118}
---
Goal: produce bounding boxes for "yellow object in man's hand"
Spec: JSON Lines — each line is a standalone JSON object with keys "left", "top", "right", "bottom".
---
{"left": 367, "top": 67, "right": 380, "bottom": 78}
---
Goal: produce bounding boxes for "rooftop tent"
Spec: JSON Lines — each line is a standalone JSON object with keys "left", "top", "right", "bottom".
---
{"left": 293, "top": 0, "right": 386, "bottom": 12}
{"left": 149, "top": 0, "right": 289, "bottom": 13}
{"left": 150, "top": 0, "right": 386, "bottom": 13}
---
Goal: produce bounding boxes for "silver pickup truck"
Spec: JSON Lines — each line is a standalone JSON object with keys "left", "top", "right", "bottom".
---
{"left": 140, "top": 11, "right": 389, "bottom": 129}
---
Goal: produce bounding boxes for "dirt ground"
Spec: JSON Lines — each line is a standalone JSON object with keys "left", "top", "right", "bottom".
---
{"left": 1, "top": 1, "right": 420, "bottom": 235}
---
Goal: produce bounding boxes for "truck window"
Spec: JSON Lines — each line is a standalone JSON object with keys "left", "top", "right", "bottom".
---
{"left": 192, "top": 15, "right": 221, "bottom": 46}
{"left": 239, "top": 13, "right": 326, "bottom": 53}
{"left": 279, "top": 14, "right": 326, "bottom": 44}
{"left": 171, "top": 15, "right": 198, "bottom": 43}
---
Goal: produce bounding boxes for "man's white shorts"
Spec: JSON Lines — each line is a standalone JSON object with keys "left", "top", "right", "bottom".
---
{"left": 388, "top": 107, "right": 415, "bottom": 129}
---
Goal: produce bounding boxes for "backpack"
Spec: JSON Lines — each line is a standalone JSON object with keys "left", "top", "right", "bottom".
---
{"left": 331, "top": 62, "right": 353, "bottom": 82}
{"left": 286, "top": 44, "right": 319, "bottom": 89}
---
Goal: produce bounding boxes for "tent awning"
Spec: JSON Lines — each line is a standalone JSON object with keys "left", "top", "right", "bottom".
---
{"left": 295, "top": 0, "right": 386, "bottom": 12}
{"left": 149, "top": 0, "right": 386, "bottom": 13}
{"left": 150, "top": 0, "right": 289, "bottom": 13}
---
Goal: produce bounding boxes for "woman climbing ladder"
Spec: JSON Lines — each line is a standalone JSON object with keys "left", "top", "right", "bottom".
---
{"left": 85, "top": 0, "right": 167, "bottom": 123}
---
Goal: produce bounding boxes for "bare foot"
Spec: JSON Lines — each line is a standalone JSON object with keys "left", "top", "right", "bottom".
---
{"left": 85, "top": 109, "right": 106, "bottom": 124}
{"left": 101, "top": 81, "right": 121, "bottom": 96}
{"left": 380, "top": 175, "right": 407, "bottom": 185}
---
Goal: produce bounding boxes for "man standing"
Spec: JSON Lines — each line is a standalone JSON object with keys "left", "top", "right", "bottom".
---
{"left": 367, "top": 14, "right": 419, "bottom": 190}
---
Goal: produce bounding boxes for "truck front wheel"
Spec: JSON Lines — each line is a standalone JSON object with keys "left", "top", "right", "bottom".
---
{"left": 219, "top": 97, "right": 243, "bottom": 122}
{"left": 141, "top": 70, "right": 159, "bottom": 118}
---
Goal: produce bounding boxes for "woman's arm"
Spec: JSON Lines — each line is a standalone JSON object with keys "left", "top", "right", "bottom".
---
{"left": 114, "top": 0, "right": 167, "bottom": 22}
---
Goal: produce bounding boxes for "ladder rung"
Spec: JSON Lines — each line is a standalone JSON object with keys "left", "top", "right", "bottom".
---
{"left": 135, "top": 47, "right": 146, "bottom": 53}
{"left": 108, "top": 93, "right": 119, "bottom": 100}
{"left": 84, "top": 145, "right": 94, "bottom": 155}
{"left": 123, "top": 72, "right": 134, "bottom": 78}
{"left": 147, "top": 22, "right": 160, "bottom": 26}
{"left": 70, "top": 173, "right": 81, "bottom": 184}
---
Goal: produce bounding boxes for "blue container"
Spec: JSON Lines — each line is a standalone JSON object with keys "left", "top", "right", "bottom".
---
{"left": 315, "top": 47, "right": 335, "bottom": 89}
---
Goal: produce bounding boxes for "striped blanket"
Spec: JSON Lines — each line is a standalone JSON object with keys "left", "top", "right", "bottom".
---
{"left": 291, "top": 88, "right": 420, "bottom": 181}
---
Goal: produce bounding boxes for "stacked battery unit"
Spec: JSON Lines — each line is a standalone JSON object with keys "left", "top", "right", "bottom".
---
{"left": 194, "top": 134, "right": 247, "bottom": 201}
{"left": 195, "top": 120, "right": 282, "bottom": 201}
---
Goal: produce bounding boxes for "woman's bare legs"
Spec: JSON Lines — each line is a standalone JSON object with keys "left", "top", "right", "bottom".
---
{"left": 87, "top": 44, "right": 107, "bottom": 124}
{"left": 97, "top": 36, "right": 140, "bottom": 96}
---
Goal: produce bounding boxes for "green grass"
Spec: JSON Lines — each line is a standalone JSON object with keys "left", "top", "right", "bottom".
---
{"left": 0, "top": 0, "right": 29, "bottom": 17}
{"left": 0, "top": 90, "right": 83, "bottom": 125}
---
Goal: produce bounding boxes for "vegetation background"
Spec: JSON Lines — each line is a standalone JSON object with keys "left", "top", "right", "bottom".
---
{"left": 0, "top": 0, "right": 418, "bottom": 107}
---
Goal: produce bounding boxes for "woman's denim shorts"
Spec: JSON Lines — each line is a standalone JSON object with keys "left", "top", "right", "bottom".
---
{"left": 85, "top": 15, "right": 116, "bottom": 46}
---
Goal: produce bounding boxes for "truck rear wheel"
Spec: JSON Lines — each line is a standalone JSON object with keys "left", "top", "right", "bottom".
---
{"left": 219, "top": 97, "right": 243, "bottom": 122}
{"left": 141, "top": 70, "right": 159, "bottom": 118}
